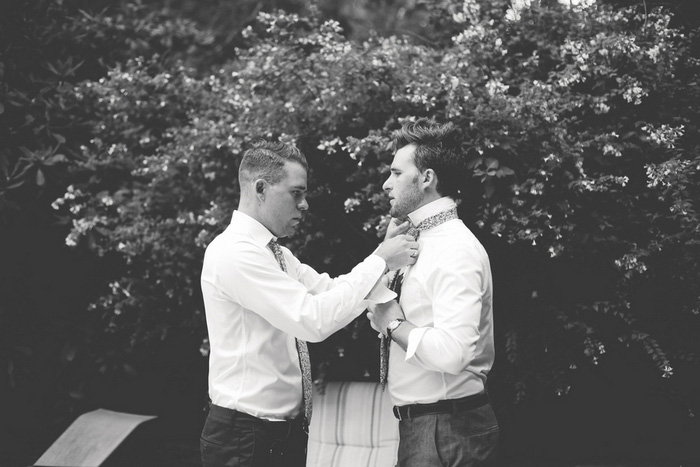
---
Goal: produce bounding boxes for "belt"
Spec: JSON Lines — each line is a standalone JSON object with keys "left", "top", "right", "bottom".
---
{"left": 393, "top": 392, "right": 490, "bottom": 421}
{"left": 207, "top": 403, "right": 308, "bottom": 434}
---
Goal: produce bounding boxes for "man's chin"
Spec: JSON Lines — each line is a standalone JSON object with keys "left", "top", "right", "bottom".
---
{"left": 389, "top": 207, "right": 404, "bottom": 219}
{"left": 283, "top": 226, "right": 299, "bottom": 238}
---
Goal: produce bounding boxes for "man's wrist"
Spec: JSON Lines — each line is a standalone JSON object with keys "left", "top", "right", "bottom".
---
{"left": 382, "top": 261, "right": 390, "bottom": 275}
{"left": 386, "top": 318, "right": 405, "bottom": 340}
{"left": 368, "top": 253, "right": 390, "bottom": 274}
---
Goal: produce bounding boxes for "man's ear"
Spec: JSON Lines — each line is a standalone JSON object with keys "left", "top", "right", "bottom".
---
{"left": 254, "top": 179, "right": 267, "bottom": 201}
{"left": 422, "top": 169, "right": 437, "bottom": 190}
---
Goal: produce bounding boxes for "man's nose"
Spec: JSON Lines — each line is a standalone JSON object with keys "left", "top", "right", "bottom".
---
{"left": 382, "top": 178, "right": 391, "bottom": 192}
{"left": 298, "top": 197, "right": 309, "bottom": 211}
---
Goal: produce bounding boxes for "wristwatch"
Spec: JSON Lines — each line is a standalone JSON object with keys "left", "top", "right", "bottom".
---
{"left": 386, "top": 318, "right": 405, "bottom": 340}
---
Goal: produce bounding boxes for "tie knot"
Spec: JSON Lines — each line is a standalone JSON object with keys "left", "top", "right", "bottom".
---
{"left": 406, "top": 225, "right": 420, "bottom": 238}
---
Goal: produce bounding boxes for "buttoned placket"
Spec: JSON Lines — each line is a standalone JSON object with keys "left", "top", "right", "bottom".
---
{"left": 378, "top": 207, "right": 458, "bottom": 390}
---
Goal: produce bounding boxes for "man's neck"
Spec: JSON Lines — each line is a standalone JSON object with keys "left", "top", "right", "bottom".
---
{"left": 400, "top": 192, "right": 441, "bottom": 223}
{"left": 408, "top": 196, "right": 456, "bottom": 227}
{"left": 237, "top": 202, "right": 269, "bottom": 233}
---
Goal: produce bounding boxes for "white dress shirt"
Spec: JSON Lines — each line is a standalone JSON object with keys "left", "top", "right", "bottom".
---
{"left": 388, "top": 197, "right": 495, "bottom": 406}
{"left": 201, "top": 210, "right": 393, "bottom": 420}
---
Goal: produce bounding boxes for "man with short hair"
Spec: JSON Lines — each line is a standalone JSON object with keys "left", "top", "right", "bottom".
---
{"left": 200, "top": 139, "right": 419, "bottom": 467}
{"left": 368, "top": 118, "right": 499, "bottom": 466}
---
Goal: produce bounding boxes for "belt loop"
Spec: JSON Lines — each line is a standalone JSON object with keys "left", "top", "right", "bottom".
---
{"left": 393, "top": 406, "right": 402, "bottom": 421}
{"left": 406, "top": 406, "right": 412, "bottom": 421}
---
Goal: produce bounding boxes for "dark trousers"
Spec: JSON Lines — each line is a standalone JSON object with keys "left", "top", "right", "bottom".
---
{"left": 397, "top": 401, "right": 499, "bottom": 467}
{"left": 200, "top": 403, "right": 308, "bottom": 467}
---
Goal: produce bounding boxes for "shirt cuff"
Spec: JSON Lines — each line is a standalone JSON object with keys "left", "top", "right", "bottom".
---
{"left": 361, "top": 254, "right": 396, "bottom": 304}
{"left": 365, "top": 253, "right": 390, "bottom": 276}
{"left": 405, "top": 327, "right": 429, "bottom": 360}
{"left": 364, "top": 281, "right": 397, "bottom": 304}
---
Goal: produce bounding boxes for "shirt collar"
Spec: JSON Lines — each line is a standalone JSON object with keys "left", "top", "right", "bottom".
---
{"left": 230, "top": 210, "right": 276, "bottom": 247}
{"left": 408, "top": 197, "right": 457, "bottom": 227}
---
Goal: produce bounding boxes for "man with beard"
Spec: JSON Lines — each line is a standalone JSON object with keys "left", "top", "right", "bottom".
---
{"left": 367, "top": 118, "right": 499, "bottom": 466}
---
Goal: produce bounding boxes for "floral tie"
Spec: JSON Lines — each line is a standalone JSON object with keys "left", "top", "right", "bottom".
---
{"left": 268, "top": 239, "right": 313, "bottom": 425}
{"left": 379, "top": 207, "right": 458, "bottom": 391}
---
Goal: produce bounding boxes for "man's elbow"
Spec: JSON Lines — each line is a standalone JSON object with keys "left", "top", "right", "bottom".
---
{"left": 438, "top": 346, "right": 475, "bottom": 375}
{"left": 297, "top": 326, "right": 328, "bottom": 343}
{"left": 440, "top": 357, "right": 470, "bottom": 375}
{"left": 303, "top": 333, "right": 326, "bottom": 343}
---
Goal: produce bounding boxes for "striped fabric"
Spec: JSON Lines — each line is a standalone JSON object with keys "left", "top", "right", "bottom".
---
{"left": 307, "top": 381, "right": 399, "bottom": 467}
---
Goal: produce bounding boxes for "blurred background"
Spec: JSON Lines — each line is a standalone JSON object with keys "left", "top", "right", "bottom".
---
{"left": 1, "top": 0, "right": 699, "bottom": 465}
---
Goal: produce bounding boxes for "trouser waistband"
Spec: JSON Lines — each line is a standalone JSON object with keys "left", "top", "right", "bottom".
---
{"left": 393, "top": 392, "right": 490, "bottom": 420}
{"left": 207, "top": 403, "right": 308, "bottom": 434}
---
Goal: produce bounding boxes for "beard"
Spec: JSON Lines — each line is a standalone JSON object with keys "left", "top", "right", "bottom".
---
{"left": 389, "top": 177, "right": 423, "bottom": 219}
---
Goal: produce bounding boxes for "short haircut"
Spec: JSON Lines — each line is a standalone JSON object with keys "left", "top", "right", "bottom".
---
{"left": 238, "top": 139, "right": 308, "bottom": 186}
{"left": 391, "top": 118, "right": 465, "bottom": 199}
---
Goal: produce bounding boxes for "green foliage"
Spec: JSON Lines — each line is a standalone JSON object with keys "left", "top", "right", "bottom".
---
{"left": 34, "top": 0, "right": 700, "bottom": 416}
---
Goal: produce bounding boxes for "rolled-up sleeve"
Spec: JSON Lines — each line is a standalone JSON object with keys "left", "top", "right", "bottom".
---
{"left": 404, "top": 247, "right": 483, "bottom": 374}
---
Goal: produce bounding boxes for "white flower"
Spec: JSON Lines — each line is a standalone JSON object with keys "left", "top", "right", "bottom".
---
{"left": 642, "top": 124, "right": 684, "bottom": 148}
{"left": 51, "top": 198, "right": 64, "bottom": 210}
{"left": 622, "top": 82, "right": 647, "bottom": 105}
{"left": 505, "top": 0, "right": 532, "bottom": 22}
{"left": 343, "top": 197, "right": 361, "bottom": 213}
{"left": 485, "top": 79, "right": 508, "bottom": 97}
{"left": 317, "top": 137, "right": 342, "bottom": 155}
{"left": 558, "top": 0, "right": 596, "bottom": 10}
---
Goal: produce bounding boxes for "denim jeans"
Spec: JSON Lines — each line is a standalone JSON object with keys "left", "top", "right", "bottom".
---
{"left": 200, "top": 404, "right": 307, "bottom": 467}
{"left": 396, "top": 402, "right": 499, "bottom": 467}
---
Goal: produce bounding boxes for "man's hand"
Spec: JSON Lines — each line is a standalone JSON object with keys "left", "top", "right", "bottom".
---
{"left": 385, "top": 218, "right": 410, "bottom": 240}
{"left": 367, "top": 300, "right": 405, "bottom": 336}
{"left": 375, "top": 234, "right": 418, "bottom": 271}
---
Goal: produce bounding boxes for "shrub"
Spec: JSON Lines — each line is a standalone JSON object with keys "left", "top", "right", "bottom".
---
{"left": 57, "top": 0, "right": 699, "bottom": 417}
{"left": 0, "top": 0, "right": 215, "bottom": 428}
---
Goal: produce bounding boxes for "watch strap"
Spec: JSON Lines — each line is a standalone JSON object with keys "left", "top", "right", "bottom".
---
{"left": 387, "top": 318, "right": 405, "bottom": 341}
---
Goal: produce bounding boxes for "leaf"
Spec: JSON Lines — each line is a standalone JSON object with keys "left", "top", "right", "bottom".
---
{"left": 36, "top": 168, "right": 46, "bottom": 186}
{"left": 497, "top": 167, "right": 515, "bottom": 177}
{"left": 46, "top": 62, "right": 60, "bottom": 76}
{"left": 78, "top": 9, "right": 94, "bottom": 20}
{"left": 43, "top": 154, "right": 68, "bottom": 166}
{"left": 485, "top": 157, "right": 499, "bottom": 170}
{"left": 484, "top": 179, "right": 496, "bottom": 198}
{"left": 62, "top": 345, "right": 77, "bottom": 362}
{"left": 123, "top": 363, "right": 137, "bottom": 376}
{"left": 466, "top": 157, "right": 483, "bottom": 169}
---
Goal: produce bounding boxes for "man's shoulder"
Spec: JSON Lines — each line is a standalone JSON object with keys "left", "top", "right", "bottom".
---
{"left": 205, "top": 228, "right": 263, "bottom": 257}
{"left": 433, "top": 220, "right": 483, "bottom": 243}
{"left": 427, "top": 221, "right": 488, "bottom": 259}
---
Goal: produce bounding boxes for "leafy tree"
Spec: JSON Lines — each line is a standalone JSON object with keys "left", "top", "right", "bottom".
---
{"left": 57, "top": 0, "right": 700, "bottom": 423}
{"left": 0, "top": 0, "right": 215, "bottom": 439}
